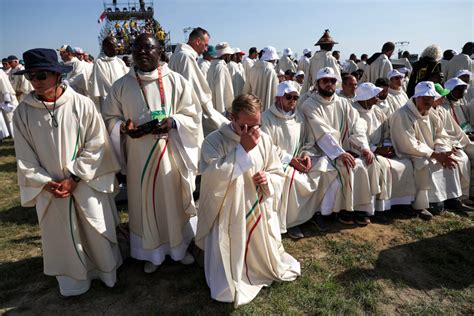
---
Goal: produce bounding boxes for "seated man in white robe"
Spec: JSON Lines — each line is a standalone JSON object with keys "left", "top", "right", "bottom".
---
{"left": 261, "top": 81, "right": 337, "bottom": 238}
{"left": 352, "top": 83, "right": 416, "bottom": 220}
{"left": 302, "top": 67, "right": 377, "bottom": 228}
{"left": 385, "top": 69, "right": 409, "bottom": 116}
{"left": 455, "top": 69, "right": 474, "bottom": 104}
{"left": 103, "top": 34, "right": 202, "bottom": 273}
{"left": 374, "top": 78, "right": 391, "bottom": 116}
{"left": 90, "top": 36, "right": 129, "bottom": 112}
{"left": 242, "top": 46, "right": 279, "bottom": 111}
{"left": 196, "top": 94, "right": 300, "bottom": 307}
{"left": 390, "top": 81, "right": 468, "bottom": 218}
{"left": 337, "top": 74, "right": 357, "bottom": 102}
{"left": 13, "top": 48, "right": 122, "bottom": 296}
{"left": 207, "top": 42, "right": 235, "bottom": 114}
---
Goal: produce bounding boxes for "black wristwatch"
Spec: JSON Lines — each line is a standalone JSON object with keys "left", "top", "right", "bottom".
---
{"left": 70, "top": 173, "right": 81, "bottom": 183}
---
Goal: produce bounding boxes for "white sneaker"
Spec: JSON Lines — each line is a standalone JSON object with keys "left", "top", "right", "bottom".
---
{"left": 179, "top": 252, "right": 195, "bottom": 265}
{"left": 144, "top": 261, "right": 158, "bottom": 273}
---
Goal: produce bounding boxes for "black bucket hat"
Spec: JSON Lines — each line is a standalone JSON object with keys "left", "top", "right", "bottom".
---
{"left": 14, "top": 48, "right": 73, "bottom": 75}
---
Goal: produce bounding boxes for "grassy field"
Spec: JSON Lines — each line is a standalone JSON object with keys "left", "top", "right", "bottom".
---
{"left": 1, "top": 137, "right": 473, "bottom": 315}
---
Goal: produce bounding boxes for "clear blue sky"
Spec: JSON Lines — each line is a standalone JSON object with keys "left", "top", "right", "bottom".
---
{"left": 1, "top": 0, "right": 473, "bottom": 61}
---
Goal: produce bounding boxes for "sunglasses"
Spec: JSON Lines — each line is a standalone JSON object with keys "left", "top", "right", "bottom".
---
{"left": 25, "top": 71, "right": 52, "bottom": 81}
{"left": 285, "top": 94, "right": 299, "bottom": 101}
{"left": 320, "top": 78, "right": 338, "bottom": 84}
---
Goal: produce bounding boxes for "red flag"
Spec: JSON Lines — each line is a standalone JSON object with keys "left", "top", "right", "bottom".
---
{"left": 98, "top": 10, "right": 106, "bottom": 24}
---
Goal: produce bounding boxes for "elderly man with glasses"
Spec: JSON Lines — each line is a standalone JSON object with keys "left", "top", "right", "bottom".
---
{"left": 301, "top": 67, "right": 376, "bottom": 229}
{"left": 12, "top": 48, "right": 122, "bottom": 296}
{"left": 102, "top": 33, "right": 202, "bottom": 274}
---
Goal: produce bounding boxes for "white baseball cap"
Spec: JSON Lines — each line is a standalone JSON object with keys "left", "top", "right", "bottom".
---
{"left": 316, "top": 67, "right": 341, "bottom": 82}
{"left": 354, "top": 82, "right": 383, "bottom": 102}
{"left": 455, "top": 69, "right": 472, "bottom": 80}
{"left": 444, "top": 78, "right": 469, "bottom": 91}
{"left": 303, "top": 48, "right": 311, "bottom": 55}
{"left": 215, "top": 42, "right": 233, "bottom": 57}
{"left": 295, "top": 70, "right": 304, "bottom": 77}
{"left": 73, "top": 47, "right": 84, "bottom": 54}
{"left": 413, "top": 81, "right": 441, "bottom": 98}
{"left": 261, "top": 46, "right": 279, "bottom": 61}
{"left": 232, "top": 47, "right": 245, "bottom": 55}
{"left": 276, "top": 80, "right": 299, "bottom": 96}
{"left": 398, "top": 67, "right": 410, "bottom": 75}
{"left": 283, "top": 48, "right": 293, "bottom": 56}
{"left": 387, "top": 69, "right": 405, "bottom": 80}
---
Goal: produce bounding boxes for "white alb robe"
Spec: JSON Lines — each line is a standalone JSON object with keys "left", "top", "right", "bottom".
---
{"left": 198, "top": 58, "right": 211, "bottom": 78}
{"left": 445, "top": 54, "right": 473, "bottom": 84}
{"left": 363, "top": 54, "right": 393, "bottom": 83}
{"left": 277, "top": 55, "right": 297, "bottom": 73}
{"left": 9, "top": 64, "right": 33, "bottom": 102}
{"left": 13, "top": 86, "right": 122, "bottom": 296}
{"left": 0, "top": 70, "right": 18, "bottom": 137}
{"left": 390, "top": 100, "right": 464, "bottom": 209}
{"left": 242, "top": 60, "right": 278, "bottom": 111}
{"left": 90, "top": 55, "right": 128, "bottom": 111}
{"left": 169, "top": 43, "right": 228, "bottom": 135}
{"left": 242, "top": 57, "right": 255, "bottom": 77}
{"left": 207, "top": 59, "right": 234, "bottom": 113}
{"left": 196, "top": 124, "right": 300, "bottom": 307}
{"left": 385, "top": 87, "right": 409, "bottom": 117}
{"left": 227, "top": 61, "right": 246, "bottom": 97}
{"left": 302, "top": 92, "right": 376, "bottom": 214}
{"left": 103, "top": 64, "right": 201, "bottom": 266}
{"left": 64, "top": 57, "right": 89, "bottom": 96}
{"left": 353, "top": 102, "right": 416, "bottom": 210}
{"left": 261, "top": 104, "right": 337, "bottom": 231}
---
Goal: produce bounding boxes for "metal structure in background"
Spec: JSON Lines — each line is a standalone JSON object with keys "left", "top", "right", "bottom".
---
{"left": 98, "top": 0, "right": 172, "bottom": 55}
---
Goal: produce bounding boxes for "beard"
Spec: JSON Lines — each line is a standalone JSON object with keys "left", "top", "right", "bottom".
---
{"left": 318, "top": 86, "right": 335, "bottom": 97}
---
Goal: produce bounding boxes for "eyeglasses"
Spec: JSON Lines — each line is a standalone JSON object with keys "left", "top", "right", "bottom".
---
{"left": 24, "top": 71, "right": 52, "bottom": 81}
{"left": 285, "top": 94, "right": 299, "bottom": 101}
{"left": 320, "top": 78, "right": 338, "bottom": 85}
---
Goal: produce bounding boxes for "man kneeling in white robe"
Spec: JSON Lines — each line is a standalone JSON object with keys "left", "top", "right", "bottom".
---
{"left": 13, "top": 49, "right": 122, "bottom": 296}
{"left": 390, "top": 81, "right": 468, "bottom": 219}
{"left": 261, "top": 81, "right": 337, "bottom": 238}
{"left": 352, "top": 83, "right": 416, "bottom": 220}
{"left": 196, "top": 94, "right": 300, "bottom": 307}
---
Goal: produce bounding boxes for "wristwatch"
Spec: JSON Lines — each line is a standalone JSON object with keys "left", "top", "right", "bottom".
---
{"left": 70, "top": 173, "right": 81, "bottom": 183}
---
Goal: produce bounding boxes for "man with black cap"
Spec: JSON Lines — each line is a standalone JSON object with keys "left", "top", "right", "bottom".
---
{"left": 7, "top": 55, "right": 33, "bottom": 102}
{"left": 12, "top": 48, "right": 122, "bottom": 296}
{"left": 103, "top": 33, "right": 202, "bottom": 274}
{"left": 301, "top": 29, "right": 341, "bottom": 94}
{"left": 90, "top": 36, "right": 129, "bottom": 112}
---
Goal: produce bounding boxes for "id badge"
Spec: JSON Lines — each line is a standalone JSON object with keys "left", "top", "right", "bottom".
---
{"left": 150, "top": 109, "right": 167, "bottom": 122}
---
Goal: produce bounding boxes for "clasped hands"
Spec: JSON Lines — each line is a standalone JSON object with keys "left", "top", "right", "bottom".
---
{"left": 44, "top": 178, "right": 78, "bottom": 198}
{"left": 121, "top": 118, "right": 174, "bottom": 138}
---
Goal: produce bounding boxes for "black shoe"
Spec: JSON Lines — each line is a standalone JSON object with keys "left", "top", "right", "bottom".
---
{"left": 338, "top": 210, "right": 355, "bottom": 225}
{"left": 444, "top": 198, "right": 474, "bottom": 212}
{"left": 311, "top": 213, "right": 330, "bottom": 232}
{"left": 429, "top": 202, "right": 445, "bottom": 216}
{"left": 287, "top": 226, "right": 304, "bottom": 239}
{"left": 373, "top": 211, "right": 389, "bottom": 223}
{"left": 354, "top": 211, "right": 371, "bottom": 226}
{"left": 416, "top": 209, "right": 433, "bottom": 220}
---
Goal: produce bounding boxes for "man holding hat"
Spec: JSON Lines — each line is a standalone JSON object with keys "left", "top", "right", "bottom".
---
{"left": 207, "top": 42, "right": 235, "bottom": 114}
{"left": 297, "top": 48, "right": 311, "bottom": 74}
{"left": 302, "top": 67, "right": 376, "bottom": 227}
{"left": 390, "top": 81, "right": 468, "bottom": 218}
{"left": 261, "top": 81, "right": 337, "bottom": 238}
{"left": 198, "top": 44, "right": 215, "bottom": 78}
{"left": 196, "top": 93, "right": 300, "bottom": 306}
{"left": 277, "top": 48, "right": 297, "bottom": 73}
{"left": 90, "top": 36, "right": 129, "bottom": 112}
{"left": 228, "top": 47, "right": 246, "bottom": 96}
{"left": 362, "top": 42, "right": 395, "bottom": 84}
{"left": 353, "top": 83, "right": 416, "bottom": 219}
{"left": 12, "top": 48, "right": 122, "bottom": 296}
{"left": 103, "top": 33, "right": 202, "bottom": 273}
{"left": 57, "top": 45, "right": 89, "bottom": 96}
{"left": 385, "top": 69, "right": 409, "bottom": 117}
{"left": 243, "top": 46, "right": 279, "bottom": 111}
{"left": 301, "top": 29, "right": 341, "bottom": 94}
{"left": 242, "top": 46, "right": 258, "bottom": 77}
{"left": 169, "top": 27, "right": 228, "bottom": 136}
{"left": 7, "top": 55, "right": 33, "bottom": 103}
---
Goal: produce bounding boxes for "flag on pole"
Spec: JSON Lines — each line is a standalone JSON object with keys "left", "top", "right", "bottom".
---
{"left": 98, "top": 10, "right": 106, "bottom": 24}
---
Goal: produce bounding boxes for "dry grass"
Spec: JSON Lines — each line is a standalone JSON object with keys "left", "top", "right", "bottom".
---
{"left": 1, "top": 138, "right": 473, "bottom": 315}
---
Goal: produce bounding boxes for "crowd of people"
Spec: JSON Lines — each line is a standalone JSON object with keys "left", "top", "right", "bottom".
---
{"left": 1, "top": 27, "right": 473, "bottom": 307}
